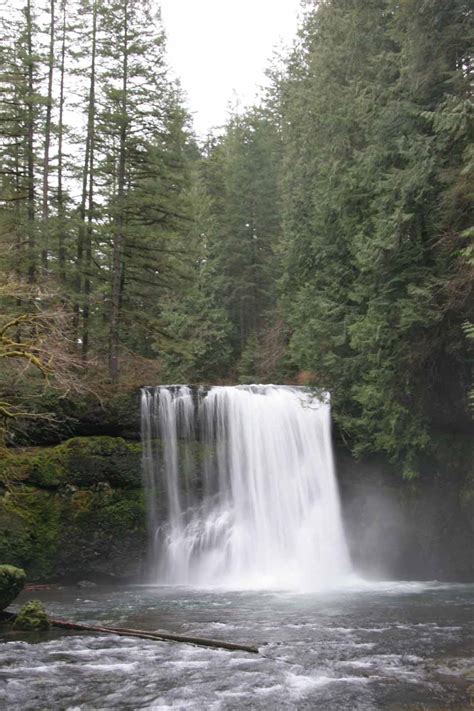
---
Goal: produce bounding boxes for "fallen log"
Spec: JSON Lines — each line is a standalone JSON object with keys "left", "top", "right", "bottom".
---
{"left": 48, "top": 617, "right": 260, "bottom": 655}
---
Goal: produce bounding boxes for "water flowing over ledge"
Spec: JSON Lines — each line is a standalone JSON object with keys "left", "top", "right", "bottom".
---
{"left": 141, "top": 385, "right": 352, "bottom": 591}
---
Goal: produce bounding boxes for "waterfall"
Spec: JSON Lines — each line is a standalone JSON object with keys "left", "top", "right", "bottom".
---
{"left": 141, "top": 385, "right": 352, "bottom": 590}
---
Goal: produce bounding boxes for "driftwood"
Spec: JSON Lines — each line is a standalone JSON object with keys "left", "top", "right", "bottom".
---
{"left": 48, "top": 617, "right": 260, "bottom": 654}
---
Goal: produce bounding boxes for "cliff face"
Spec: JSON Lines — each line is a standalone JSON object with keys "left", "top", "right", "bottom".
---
{"left": 337, "top": 433, "right": 474, "bottom": 582}
{"left": 0, "top": 437, "right": 146, "bottom": 582}
{"left": 1, "top": 414, "right": 472, "bottom": 583}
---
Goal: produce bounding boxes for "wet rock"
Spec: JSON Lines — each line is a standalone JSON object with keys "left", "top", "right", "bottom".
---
{"left": 0, "top": 564, "right": 26, "bottom": 610}
{"left": 13, "top": 600, "right": 50, "bottom": 631}
{"left": 0, "top": 439, "right": 146, "bottom": 582}
{"left": 77, "top": 580, "right": 97, "bottom": 589}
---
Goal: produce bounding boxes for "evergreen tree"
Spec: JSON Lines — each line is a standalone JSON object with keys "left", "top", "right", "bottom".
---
{"left": 201, "top": 108, "right": 284, "bottom": 373}
{"left": 1, "top": 0, "right": 194, "bottom": 385}
{"left": 157, "top": 159, "right": 233, "bottom": 382}
{"left": 95, "top": 0, "right": 192, "bottom": 381}
{"left": 281, "top": 0, "right": 473, "bottom": 472}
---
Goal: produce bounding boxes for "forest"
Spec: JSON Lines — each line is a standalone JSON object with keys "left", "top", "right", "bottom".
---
{"left": 0, "top": 3, "right": 473, "bottom": 707}
{"left": 0, "top": 0, "right": 472, "bottom": 476}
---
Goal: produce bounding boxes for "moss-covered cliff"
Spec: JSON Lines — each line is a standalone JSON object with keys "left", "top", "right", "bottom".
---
{"left": 0, "top": 437, "right": 146, "bottom": 582}
{"left": 0, "top": 420, "right": 472, "bottom": 584}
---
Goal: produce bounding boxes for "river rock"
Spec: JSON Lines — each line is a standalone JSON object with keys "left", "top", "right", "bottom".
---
{"left": 13, "top": 600, "right": 50, "bottom": 631}
{"left": 0, "top": 565, "right": 26, "bottom": 610}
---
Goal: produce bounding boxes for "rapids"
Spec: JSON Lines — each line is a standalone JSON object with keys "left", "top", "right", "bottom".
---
{"left": 1, "top": 386, "right": 472, "bottom": 709}
{"left": 1, "top": 582, "right": 473, "bottom": 710}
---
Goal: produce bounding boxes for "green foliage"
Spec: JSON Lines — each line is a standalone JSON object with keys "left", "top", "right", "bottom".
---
{"left": 156, "top": 109, "right": 286, "bottom": 382}
{"left": 237, "top": 334, "right": 259, "bottom": 384}
{"left": 0, "top": 436, "right": 146, "bottom": 580}
{"left": 163, "top": 108, "right": 285, "bottom": 382}
{"left": 13, "top": 599, "right": 50, "bottom": 631}
{"left": 156, "top": 164, "right": 234, "bottom": 382}
{"left": 158, "top": 286, "right": 233, "bottom": 383}
{"left": 0, "top": 436, "right": 141, "bottom": 489}
{"left": 13, "top": 600, "right": 50, "bottom": 632}
{"left": 0, "top": 564, "right": 26, "bottom": 610}
{"left": 0, "top": 0, "right": 194, "bottom": 386}
{"left": 280, "top": 0, "right": 473, "bottom": 468}
{"left": 63, "top": 436, "right": 141, "bottom": 488}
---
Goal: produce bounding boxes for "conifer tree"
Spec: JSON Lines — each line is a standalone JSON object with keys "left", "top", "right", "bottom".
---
{"left": 198, "top": 108, "right": 283, "bottom": 371}
{"left": 95, "top": 0, "right": 191, "bottom": 381}
{"left": 280, "top": 0, "right": 473, "bottom": 471}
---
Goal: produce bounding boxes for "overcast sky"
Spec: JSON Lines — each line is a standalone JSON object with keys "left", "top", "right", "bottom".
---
{"left": 159, "top": 0, "right": 301, "bottom": 136}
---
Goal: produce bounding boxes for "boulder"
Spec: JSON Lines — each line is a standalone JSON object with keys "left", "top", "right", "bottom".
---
{"left": 13, "top": 600, "right": 50, "bottom": 631}
{"left": 0, "top": 565, "right": 26, "bottom": 611}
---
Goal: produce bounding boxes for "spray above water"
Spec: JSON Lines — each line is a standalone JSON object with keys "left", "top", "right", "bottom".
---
{"left": 141, "top": 385, "right": 352, "bottom": 590}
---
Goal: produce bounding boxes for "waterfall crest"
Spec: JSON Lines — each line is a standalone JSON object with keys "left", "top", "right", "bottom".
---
{"left": 141, "top": 385, "right": 352, "bottom": 590}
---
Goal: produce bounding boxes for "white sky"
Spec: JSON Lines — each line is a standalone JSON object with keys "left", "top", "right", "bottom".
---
{"left": 159, "top": 0, "right": 302, "bottom": 136}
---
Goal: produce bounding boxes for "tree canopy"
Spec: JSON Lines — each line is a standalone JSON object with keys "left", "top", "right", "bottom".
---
{"left": 0, "top": 0, "right": 472, "bottom": 470}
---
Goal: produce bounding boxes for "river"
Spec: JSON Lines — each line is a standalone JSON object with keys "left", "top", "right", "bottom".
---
{"left": 1, "top": 580, "right": 473, "bottom": 709}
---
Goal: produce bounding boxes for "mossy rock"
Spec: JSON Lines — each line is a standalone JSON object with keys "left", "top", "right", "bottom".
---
{"left": 53, "top": 488, "right": 147, "bottom": 579}
{"left": 0, "top": 446, "right": 66, "bottom": 489}
{"left": 0, "top": 564, "right": 26, "bottom": 610}
{"left": 0, "top": 435, "right": 145, "bottom": 581}
{"left": 27, "top": 449, "right": 67, "bottom": 488}
{"left": 0, "top": 484, "right": 146, "bottom": 581}
{"left": 1, "top": 436, "right": 142, "bottom": 491}
{"left": 13, "top": 600, "right": 50, "bottom": 631}
{"left": 7, "top": 389, "right": 141, "bottom": 446}
{"left": 62, "top": 436, "right": 141, "bottom": 488}
{"left": 0, "top": 450, "right": 31, "bottom": 486}
{"left": 0, "top": 488, "right": 62, "bottom": 579}
{"left": 0, "top": 506, "right": 32, "bottom": 569}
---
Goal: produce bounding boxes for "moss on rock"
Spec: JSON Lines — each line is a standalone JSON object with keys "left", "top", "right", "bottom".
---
{"left": 0, "top": 485, "right": 146, "bottom": 581}
{"left": 0, "top": 435, "right": 146, "bottom": 581}
{"left": 0, "top": 565, "right": 26, "bottom": 610}
{"left": 53, "top": 487, "right": 147, "bottom": 580}
{"left": 7, "top": 390, "right": 141, "bottom": 447}
{"left": 13, "top": 600, "right": 50, "bottom": 631}
{"left": 63, "top": 436, "right": 141, "bottom": 488}
{"left": 0, "top": 445, "right": 67, "bottom": 489}
{"left": 1, "top": 436, "right": 141, "bottom": 490}
{"left": 0, "top": 488, "right": 61, "bottom": 578}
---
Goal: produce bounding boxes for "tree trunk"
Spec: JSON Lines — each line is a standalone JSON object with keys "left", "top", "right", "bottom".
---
{"left": 25, "top": 0, "right": 36, "bottom": 283}
{"left": 57, "top": 0, "right": 67, "bottom": 283}
{"left": 41, "top": 0, "right": 55, "bottom": 275}
{"left": 109, "top": 0, "right": 129, "bottom": 384}
{"left": 74, "top": 1, "right": 97, "bottom": 343}
{"left": 47, "top": 617, "right": 260, "bottom": 654}
{"left": 81, "top": 1, "right": 97, "bottom": 361}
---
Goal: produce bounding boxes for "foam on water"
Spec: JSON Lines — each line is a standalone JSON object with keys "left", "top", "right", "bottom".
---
{"left": 141, "top": 385, "right": 352, "bottom": 591}
{"left": 2, "top": 583, "right": 473, "bottom": 710}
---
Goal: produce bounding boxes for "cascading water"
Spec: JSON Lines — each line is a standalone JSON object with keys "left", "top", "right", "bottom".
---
{"left": 141, "top": 385, "right": 352, "bottom": 590}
